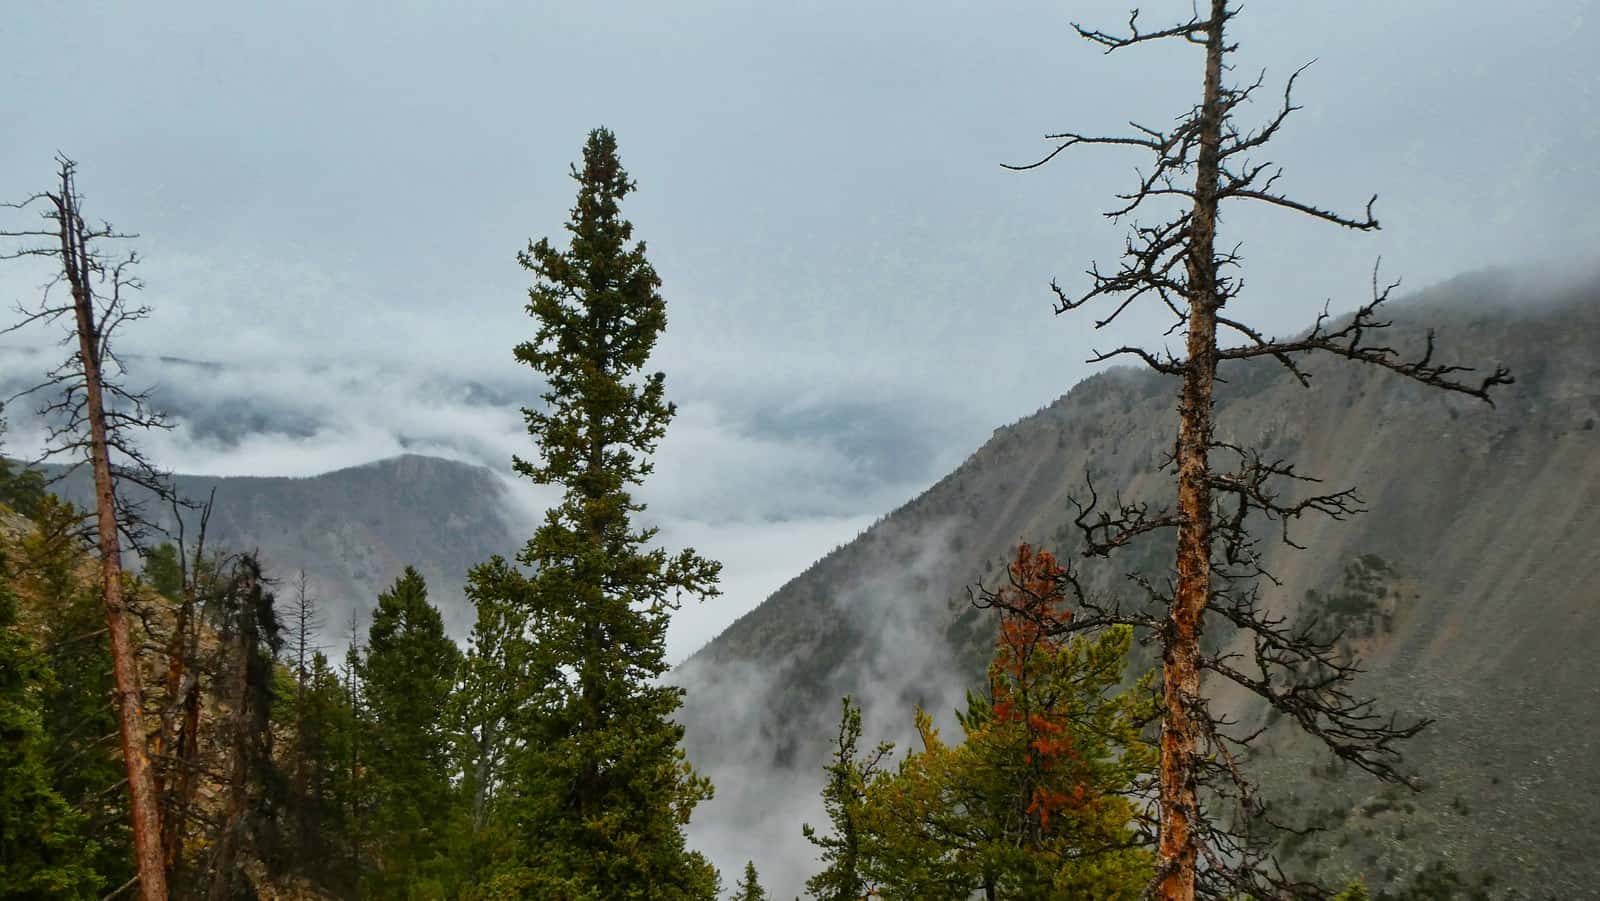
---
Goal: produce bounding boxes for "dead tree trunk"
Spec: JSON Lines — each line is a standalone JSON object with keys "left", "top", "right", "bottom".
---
{"left": 52, "top": 163, "right": 170, "bottom": 901}
{"left": 1160, "top": 6, "right": 1227, "bottom": 897}
{"left": 4, "top": 157, "right": 182, "bottom": 900}
{"left": 157, "top": 492, "right": 212, "bottom": 883}
{"left": 283, "top": 569, "right": 320, "bottom": 856}
{"left": 207, "top": 587, "right": 253, "bottom": 901}
{"left": 999, "top": 3, "right": 1512, "bottom": 897}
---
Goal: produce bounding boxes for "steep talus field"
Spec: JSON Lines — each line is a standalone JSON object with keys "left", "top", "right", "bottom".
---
{"left": 674, "top": 269, "right": 1600, "bottom": 896}
{"left": 53, "top": 454, "right": 522, "bottom": 638}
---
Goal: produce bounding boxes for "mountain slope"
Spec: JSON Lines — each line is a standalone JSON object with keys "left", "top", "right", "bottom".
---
{"left": 52, "top": 454, "right": 522, "bottom": 638}
{"left": 674, "top": 268, "right": 1600, "bottom": 897}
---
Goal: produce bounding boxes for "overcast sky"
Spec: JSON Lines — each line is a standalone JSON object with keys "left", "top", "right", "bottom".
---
{"left": 3, "top": 1, "right": 1598, "bottom": 661}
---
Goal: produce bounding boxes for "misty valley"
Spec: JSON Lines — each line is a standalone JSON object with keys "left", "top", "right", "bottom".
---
{"left": 3, "top": 3, "right": 1597, "bottom": 901}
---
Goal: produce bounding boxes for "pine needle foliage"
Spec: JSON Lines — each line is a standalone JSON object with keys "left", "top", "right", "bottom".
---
{"left": 732, "top": 861, "right": 769, "bottom": 901}
{"left": 488, "top": 127, "right": 722, "bottom": 900}
{"left": 0, "top": 544, "right": 99, "bottom": 898}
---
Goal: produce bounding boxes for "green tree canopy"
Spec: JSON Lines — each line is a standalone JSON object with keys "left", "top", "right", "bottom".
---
{"left": 17, "top": 496, "right": 132, "bottom": 888}
{"left": 357, "top": 566, "right": 462, "bottom": 896}
{"left": 807, "top": 546, "right": 1158, "bottom": 900}
{"left": 732, "top": 860, "right": 769, "bottom": 901}
{"left": 484, "top": 127, "right": 722, "bottom": 900}
{"left": 802, "top": 697, "right": 892, "bottom": 901}
{"left": 0, "top": 543, "right": 100, "bottom": 898}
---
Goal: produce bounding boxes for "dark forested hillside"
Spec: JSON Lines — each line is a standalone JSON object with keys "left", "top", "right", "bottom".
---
{"left": 674, "top": 268, "right": 1600, "bottom": 897}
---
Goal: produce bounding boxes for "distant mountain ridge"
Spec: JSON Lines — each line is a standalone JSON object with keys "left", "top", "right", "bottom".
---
{"left": 50, "top": 454, "right": 522, "bottom": 639}
{"left": 672, "top": 268, "right": 1600, "bottom": 897}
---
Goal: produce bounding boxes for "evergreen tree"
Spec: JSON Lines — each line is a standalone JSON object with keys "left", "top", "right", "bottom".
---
{"left": 802, "top": 697, "right": 892, "bottom": 901}
{"left": 278, "top": 648, "right": 354, "bottom": 894}
{"left": 455, "top": 556, "right": 532, "bottom": 836}
{"left": 732, "top": 861, "right": 769, "bottom": 901}
{"left": 488, "top": 127, "right": 722, "bottom": 899}
{"left": 805, "top": 548, "right": 1156, "bottom": 900}
{"left": 138, "top": 543, "right": 185, "bottom": 601}
{"left": 339, "top": 610, "right": 370, "bottom": 895}
{"left": 860, "top": 620, "right": 1154, "bottom": 898}
{"left": 0, "top": 412, "right": 46, "bottom": 517}
{"left": 271, "top": 618, "right": 362, "bottom": 898}
{"left": 19, "top": 496, "right": 134, "bottom": 889}
{"left": 357, "top": 566, "right": 462, "bottom": 896}
{"left": 0, "top": 541, "right": 100, "bottom": 898}
{"left": 276, "top": 570, "right": 329, "bottom": 875}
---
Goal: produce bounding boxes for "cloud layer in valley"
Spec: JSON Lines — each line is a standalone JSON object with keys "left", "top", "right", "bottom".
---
{"left": 0, "top": 345, "right": 964, "bottom": 660}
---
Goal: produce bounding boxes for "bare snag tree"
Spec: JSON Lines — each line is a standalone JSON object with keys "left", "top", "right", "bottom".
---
{"left": 2, "top": 156, "right": 177, "bottom": 901}
{"left": 987, "top": 4, "right": 1511, "bottom": 899}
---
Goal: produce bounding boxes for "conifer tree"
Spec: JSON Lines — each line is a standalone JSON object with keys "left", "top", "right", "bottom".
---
{"left": 356, "top": 567, "right": 461, "bottom": 895}
{"left": 0, "top": 542, "right": 100, "bottom": 898}
{"left": 802, "top": 697, "right": 891, "bottom": 901}
{"left": 277, "top": 570, "right": 325, "bottom": 870}
{"left": 0, "top": 414, "right": 46, "bottom": 517}
{"left": 279, "top": 649, "right": 350, "bottom": 892}
{"left": 492, "top": 127, "right": 722, "bottom": 899}
{"left": 732, "top": 861, "right": 769, "bottom": 901}
{"left": 20, "top": 496, "right": 134, "bottom": 888}
{"left": 339, "top": 610, "right": 368, "bottom": 894}
{"left": 455, "top": 556, "right": 534, "bottom": 836}
{"left": 805, "top": 550, "right": 1155, "bottom": 900}
{"left": 867, "top": 547, "right": 1155, "bottom": 899}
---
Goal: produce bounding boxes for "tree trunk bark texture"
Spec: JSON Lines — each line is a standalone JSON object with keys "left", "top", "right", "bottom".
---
{"left": 57, "top": 178, "right": 170, "bottom": 901}
{"left": 1158, "top": 4, "right": 1227, "bottom": 899}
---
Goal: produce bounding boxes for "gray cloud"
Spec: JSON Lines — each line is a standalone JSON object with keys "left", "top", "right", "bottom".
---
{"left": 7, "top": 1, "right": 1593, "bottom": 421}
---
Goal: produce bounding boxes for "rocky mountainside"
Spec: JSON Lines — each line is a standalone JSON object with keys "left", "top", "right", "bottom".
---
{"left": 52, "top": 454, "right": 522, "bottom": 639}
{"left": 674, "top": 268, "right": 1600, "bottom": 897}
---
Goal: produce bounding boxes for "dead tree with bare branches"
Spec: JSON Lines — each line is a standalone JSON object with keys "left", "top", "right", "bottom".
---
{"left": 986, "top": 4, "right": 1511, "bottom": 899}
{"left": 150, "top": 491, "right": 216, "bottom": 889}
{"left": 2, "top": 156, "right": 180, "bottom": 901}
{"left": 200, "top": 553, "right": 286, "bottom": 901}
{"left": 278, "top": 567, "right": 324, "bottom": 864}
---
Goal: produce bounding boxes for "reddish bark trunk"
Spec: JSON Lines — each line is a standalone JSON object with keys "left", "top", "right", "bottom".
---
{"left": 1157, "top": 5, "right": 1227, "bottom": 899}
{"left": 56, "top": 173, "right": 170, "bottom": 901}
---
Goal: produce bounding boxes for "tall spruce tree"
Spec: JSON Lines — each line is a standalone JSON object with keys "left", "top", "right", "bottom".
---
{"left": 491, "top": 127, "right": 721, "bottom": 899}
{"left": 278, "top": 649, "right": 351, "bottom": 893}
{"left": 356, "top": 567, "right": 461, "bottom": 896}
